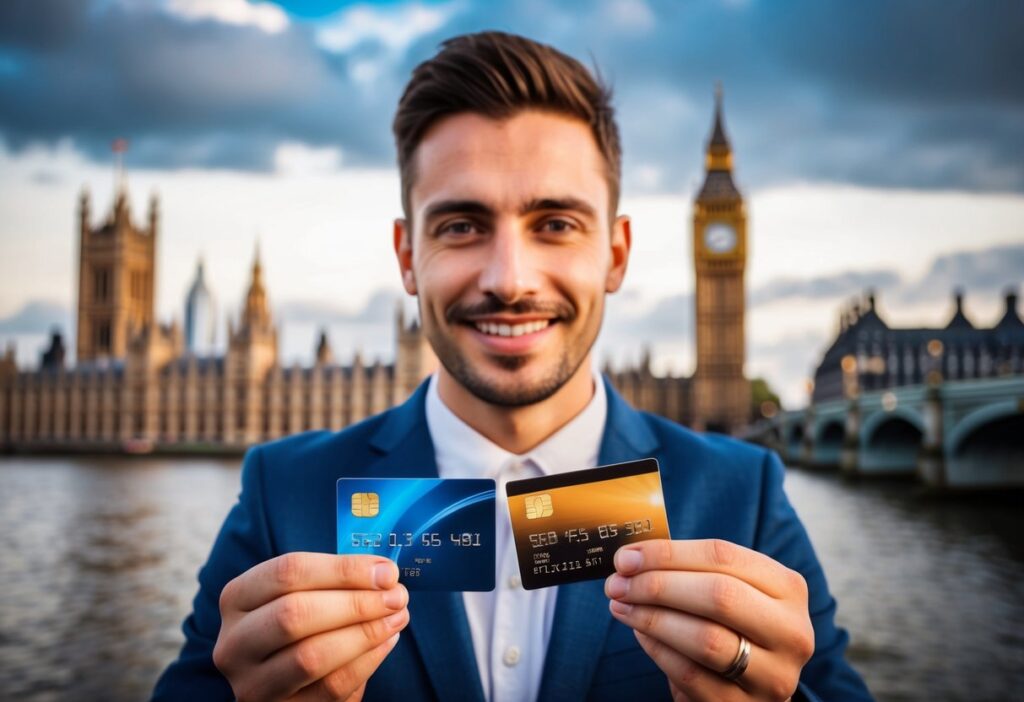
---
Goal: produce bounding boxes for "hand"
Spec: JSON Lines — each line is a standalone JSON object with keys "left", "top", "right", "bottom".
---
{"left": 604, "top": 539, "right": 814, "bottom": 702}
{"left": 214, "top": 552, "right": 409, "bottom": 702}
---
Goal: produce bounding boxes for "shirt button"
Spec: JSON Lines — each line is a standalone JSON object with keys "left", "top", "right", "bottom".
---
{"left": 508, "top": 575, "right": 521, "bottom": 588}
{"left": 503, "top": 646, "right": 521, "bottom": 667}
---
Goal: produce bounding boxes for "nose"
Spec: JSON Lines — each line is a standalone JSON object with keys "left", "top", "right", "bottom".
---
{"left": 478, "top": 221, "right": 540, "bottom": 304}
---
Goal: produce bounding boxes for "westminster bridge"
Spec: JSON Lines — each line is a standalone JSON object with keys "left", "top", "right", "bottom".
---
{"left": 745, "top": 375, "right": 1024, "bottom": 489}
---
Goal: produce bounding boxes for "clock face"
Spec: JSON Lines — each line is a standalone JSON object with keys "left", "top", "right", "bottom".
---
{"left": 704, "top": 222, "right": 737, "bottom": 254}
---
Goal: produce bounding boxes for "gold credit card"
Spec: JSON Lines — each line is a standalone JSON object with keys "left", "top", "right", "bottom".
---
{"left": 506, "top": 459, "right": 671, "bottom": 590}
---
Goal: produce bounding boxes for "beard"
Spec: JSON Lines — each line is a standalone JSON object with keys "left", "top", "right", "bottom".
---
{"left": 425, "top": 295, "right": 595, "bottom": 407}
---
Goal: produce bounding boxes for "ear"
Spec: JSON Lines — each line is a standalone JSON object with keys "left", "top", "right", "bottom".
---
{"left": 393, "top": 218, "right": 417, "bottom": 295}
{"left": 605, "top": 214, "right": 632, "bottom": 293}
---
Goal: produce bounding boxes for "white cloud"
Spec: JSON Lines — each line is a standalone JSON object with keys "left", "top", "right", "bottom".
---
{"left": 273, "top": 142, "right": 343, "bottom": 176}
{"left": 166, "top": 0, "right": 289, "bottom": 34}
{"left": 349, "top": 58, "right": 385, "bottom": 86}
{"left": 316, "top": 1, "right": 459, "bottom": 54}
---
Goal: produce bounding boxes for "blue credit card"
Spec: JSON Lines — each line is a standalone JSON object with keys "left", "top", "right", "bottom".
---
{"left": 336, "top": 477, "right": 496, "bottom": 591}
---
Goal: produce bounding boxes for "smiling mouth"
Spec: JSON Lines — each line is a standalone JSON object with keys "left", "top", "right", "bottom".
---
{"left": 471, "top": 320, "right": 553, "bottom": 337}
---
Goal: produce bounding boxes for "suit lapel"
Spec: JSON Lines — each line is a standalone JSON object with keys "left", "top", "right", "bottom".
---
{"left": 406, "top": 592, "right": 484, "bottom": 702}
{"left": 366, "top": 382, "right": 486, "bottom": 702}
{"left": 538, "top": 379, "right": 660, "bottom": 701}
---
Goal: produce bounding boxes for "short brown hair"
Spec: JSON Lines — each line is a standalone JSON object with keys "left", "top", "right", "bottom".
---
{"left": 392, "top": 31, "right": 621, "bottom": 223}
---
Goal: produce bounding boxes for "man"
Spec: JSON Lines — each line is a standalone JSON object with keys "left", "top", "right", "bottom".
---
{"left": 154, "top": 32, "right": 872, "bottom": 702}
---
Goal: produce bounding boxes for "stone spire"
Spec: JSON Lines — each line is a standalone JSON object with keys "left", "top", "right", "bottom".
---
{"left": 697, "top": 83, "right": 740, "bottom": 202}
{"left": 185, "top": 255, "right": 216, "bottom": 354}
{"left": 241, "top": 241, "right": 271, "bottom": 333}
{"left": 946, "top": 288, "right": 975, "bottom": 330}
{"left": 316, "top": 329, "right": 334, "bottom": 365}
{"left": 112, "top": 138, "right": 130, "bottom": 220}
{"left": 995, "top": 287, "right": 1022, "bottom": 329}
{"left": 705, "top": 82, "right": 733, "bottom": 172}
{"left": 710, "top": 83, "right": 729, "bottom": 147}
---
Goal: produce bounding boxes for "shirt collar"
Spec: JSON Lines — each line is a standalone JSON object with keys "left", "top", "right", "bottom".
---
{"left": 425, "top": 369, "right": 608, "bottom": 480}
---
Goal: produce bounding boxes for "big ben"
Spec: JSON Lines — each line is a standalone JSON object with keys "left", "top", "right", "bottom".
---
{"left": 692, "top": 85, "right": 750, "bottom": 433}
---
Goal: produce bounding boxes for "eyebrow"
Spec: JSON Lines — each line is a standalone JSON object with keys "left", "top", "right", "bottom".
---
{"left": 422, "top": 197, "right": 598, "bottom": 222}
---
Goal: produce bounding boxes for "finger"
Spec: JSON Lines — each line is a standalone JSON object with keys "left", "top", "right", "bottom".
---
{"left": 605, "top": 569, "right": 790, "bottom": 649}
{"left": 614, "top": 539, "right": 806, "bottom": 601}
{"left": 633, "top": 630, "right": 743, "bottom": 702}
{"left": 246, "top": 608, "right": 409, "bottom": 700}
{"left": 287, "top": 634, "right": 400, "bottom": 702}
{"left": 610, "top": 601, "right": 744, "bottom": 673}
{"left": 669, "top": 682, "right": 694, "bottom": 702}
{"left": 224, "top": 553, "right": 399, "bottom": 613}
{"left": 231, "top": 586, "right": 409, "bottom": 661}
{"left": 612, "top": 601, "right": 791, "bottom": 699}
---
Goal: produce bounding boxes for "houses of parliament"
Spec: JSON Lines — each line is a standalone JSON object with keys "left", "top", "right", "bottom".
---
{"left": 0, "top": 95, "right": 752, "bottom": 452}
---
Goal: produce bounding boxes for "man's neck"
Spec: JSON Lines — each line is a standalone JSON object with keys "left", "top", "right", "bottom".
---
{"left": 436, "top": 359, "right": 597, "bottom": 455}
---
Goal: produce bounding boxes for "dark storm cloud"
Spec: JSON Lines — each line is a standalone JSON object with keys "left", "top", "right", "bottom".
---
{"left": 0, "top": 0, "right": 395, "bottom": 169}
{"left": 395, "top": 0, "right": 1024, "bottom": 194}
{"left": 750, "top": 270, "right": 903, "bottom": 306}
{"left": 897, "top": 243, "right": 1024, "bottom": 303}
{"left": 0, "top": 300, "right": 70, "bottom": 334}
{"left": 0, "top": 0, "right": 1021, "bottom": 191}
{"left": 748, "top": 243, "right": 1024, "bottom": 310}
{"left": 602, "top": 242, "right": 1024, "bottom": 354}
{"left": 0, "top": 0, "right": 90, "bottom": 50}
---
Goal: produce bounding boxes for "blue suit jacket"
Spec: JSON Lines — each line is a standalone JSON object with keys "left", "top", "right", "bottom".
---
{"left": 154, "top": 378, "right": 872, "bottom": 701}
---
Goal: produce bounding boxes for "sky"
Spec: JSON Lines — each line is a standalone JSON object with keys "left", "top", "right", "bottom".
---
{"left": 0, "top": 0, "right": 1022, "bottom": 407}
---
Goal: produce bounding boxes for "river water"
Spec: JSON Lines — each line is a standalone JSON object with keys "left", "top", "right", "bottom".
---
{"left": 0, "top": 456, "right": 1021, "bottom": 701}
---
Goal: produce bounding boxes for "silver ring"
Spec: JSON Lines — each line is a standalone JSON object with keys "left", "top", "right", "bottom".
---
{"left": 722, "top": 634, "right": 751, "bottom": 682}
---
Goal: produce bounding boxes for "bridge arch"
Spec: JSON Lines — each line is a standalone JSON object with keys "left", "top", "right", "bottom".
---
{"left": 945, "top": 401, "right": 1024, "bottom": 487}
{"left": 861, "top": 406, "right": 925, "bottom": 441}
{"left": 785, "top": 423, "right": 804, "bottom": 461}
{"left": 811, "top": 418, "right": 844, "bottom": 467}
{"left": 859, "top": 408, "right": 924, "bottom": 474}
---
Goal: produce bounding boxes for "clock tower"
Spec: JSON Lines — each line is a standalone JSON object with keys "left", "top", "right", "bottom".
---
{"left": 692, "top": 85, "right": 750, "bottom": 433}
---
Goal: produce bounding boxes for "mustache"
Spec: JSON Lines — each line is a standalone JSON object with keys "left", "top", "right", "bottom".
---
{"left": 445, "top": 296, "right": 576, "bottom": 324}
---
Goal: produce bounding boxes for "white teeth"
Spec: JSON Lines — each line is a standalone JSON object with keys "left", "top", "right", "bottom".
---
{"left": 474, "top": 320, "right": 551, "bottom": 337}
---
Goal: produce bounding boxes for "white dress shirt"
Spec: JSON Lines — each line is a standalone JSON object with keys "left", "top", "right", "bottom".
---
{"left": 425, "top": 371, "right": 608, "bottom": 702}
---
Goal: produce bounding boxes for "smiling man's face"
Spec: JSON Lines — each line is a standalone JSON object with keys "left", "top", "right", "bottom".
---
{"left": 394, "top": 110, "right": 630, "bottom": 407}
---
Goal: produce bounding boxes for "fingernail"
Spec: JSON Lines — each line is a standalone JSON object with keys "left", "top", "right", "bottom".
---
{"left": 606, "top": 573, "right": 629, "bottom": 599}
{"left": 615, "top": 548, "right": 643, "bottom": 574}
{"left": 386, "top": 632, "right": 401, "bottom": 648}
{"left": 384, "top": 610, "right": 407, "bottom": 630}
{"left": 609, "top": 599, "right": 633, "bottom": 616}
{"left": 382, "top": 585, "right": 407, "bottom": 610}
{"left": 373, "top": 562, "right": 397, "bottom": 589}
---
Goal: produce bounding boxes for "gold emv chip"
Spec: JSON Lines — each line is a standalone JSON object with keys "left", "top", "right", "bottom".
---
{"left": 524, "top": 493, "right": 553, "bottom": 520}
{"left": 351, "top": 492, "right": 379, "bottom": 517}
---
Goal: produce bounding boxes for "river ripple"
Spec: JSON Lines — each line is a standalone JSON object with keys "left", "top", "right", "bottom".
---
{"left": 1, "top": 457, "right": 1021, "bottom": 701}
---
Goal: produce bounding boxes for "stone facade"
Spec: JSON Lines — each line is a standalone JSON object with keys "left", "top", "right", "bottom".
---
{"left": 0, "top": 95, "right": 755, "bottom": 451}
{"left": 0, "top": 291, "right": 434, "bottom": 451}
{"left": 812, "top": 290, "right": 1024, "bottom": 404}
{"left": 75, "top": 186, "right": 158, "bottom": 363}
{"left": 0, "top": 206, "right": 437, "bottom": 451}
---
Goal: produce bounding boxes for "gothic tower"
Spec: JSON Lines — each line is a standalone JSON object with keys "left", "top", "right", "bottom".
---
{"left": 75, "top": 182, "right": 158, "bottom": 362}
{"left": 394, "top": 304, "right": 437, "bottom": 400}
{"left": 184, "top": 256, "right": 217, "bottom": 355}
{"left": 692, "top": 86, "right": 750, "bottom": 433}
{"left": 226, "top": 243, "right": 279, "bottom": 444}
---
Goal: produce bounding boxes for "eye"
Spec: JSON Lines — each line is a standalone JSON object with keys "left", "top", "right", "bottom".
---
{"left": 436, "top": 220, "right": 481, "bottom": 238}
{"left": 539, "top": 218, "right": 577, "bottom": 234}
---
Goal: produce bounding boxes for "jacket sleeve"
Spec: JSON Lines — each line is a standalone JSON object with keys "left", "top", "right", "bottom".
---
{"left": 151, "top": 447, "right": 276, "bottom": 701}
{"left": 753, "top": 450, "right": 875, "bottom": 702}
